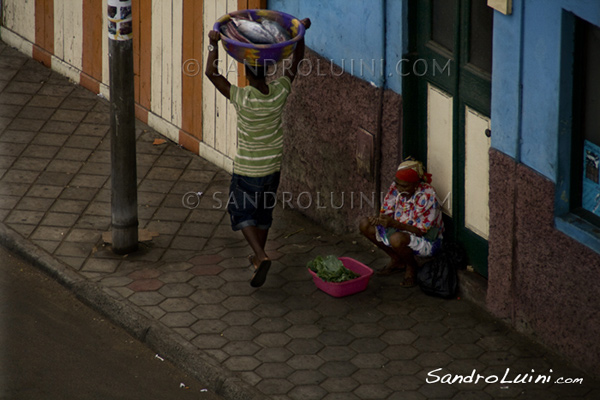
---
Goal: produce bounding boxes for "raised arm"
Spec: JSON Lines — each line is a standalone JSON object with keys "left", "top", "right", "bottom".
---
{"left": 205, "top": 30, "right": 231, "bottom": 99}
{"left": 284, "top": 18, "right": 311, "bottom": 83}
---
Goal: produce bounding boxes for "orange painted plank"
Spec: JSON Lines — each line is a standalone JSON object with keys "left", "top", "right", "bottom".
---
{"left": 181, "top": 0, "right": 194, "bottom": 134}
{"left": 44, "top": 0, "right": 54, "bottom": 53}
{"left": 91, "top": 0, "right": 103, "bottom": 81}
{"left": 193, "top": 0, "right": 204, "bottom": 139}
{"left": 82, "top": 0, "right": 103, "bottom": 82}
{"left": 82, "top": 0, "right": 94, "bottom": 79}
{"left": 135, "top": 104, "right": 149, "bottom": 125}
{"left": 139, "top": 0, "right": 152, "bottom": 110}
{"left": 248, "top": 0, "right": 266, "bottom": 9}
{"left": 179, "top": 130, "right": 200, "bottom": 154}
{"left": 33, "top": 46, "right": 52, "bottom": 68}
{"left": 35, "top": 0, "right": 45, "bottom": 49}
{"left": 181, "top": 0, "right": 203, "bottom": 140}
{"left": 132, "top": 0, "right": 141, "bottom": 103}
{"left": 80, "top": 72, "right": 100, "bottom": 94}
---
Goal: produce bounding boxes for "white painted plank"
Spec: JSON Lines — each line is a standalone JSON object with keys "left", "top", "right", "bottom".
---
{"left": 150, "top": 0, "right": 163, "bottom": 116}
{"left": 0, "top": 26, "right": 34, "bottom": 57}
{"left": 427, "top": 83, "right": 454, "bottom": 216}
{"left": 464, "top": 107, "right": 491, "bottom": 239}
{"left": 63, "top": 0, "right": 83, "bottom": 70}
{"left": 199, "top": 142, "right": 234, "bottom": 174}
{"left": 202, "top": 0, "right": 217, "bottom": 148}
{"left": 102, "top": 0, "right": 109, "bottom": 85}
{"left": 2, "top": 0, "right": 36, "bottom": 43}
{"left": 225, "top": 0, "right": 237, "bottom": 161}
{"left": 161, "top": 0, "right": 173, "bottom": 121}
{"left": 53, "top": 0, "right": 64, "bottom": 60}
{"left": 214, "top": 0, "right": 228, "bottom": 155}
{"left": 171, "top": 0, "right": 183, "bottom": 128}
{"left": 51, "top": 55, "right": 81, "bottom": 82}
{"left": 148, "top": 111, "right": 179, "bottom": 142}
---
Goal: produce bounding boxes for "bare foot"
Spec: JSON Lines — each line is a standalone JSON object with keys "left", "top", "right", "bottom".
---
{"left": 377, "top": 259, "right": 406, "bottom": 276}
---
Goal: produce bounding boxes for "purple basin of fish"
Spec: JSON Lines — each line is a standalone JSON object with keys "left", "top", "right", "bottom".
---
{"left": 213, "top": 9, "right": 306, "bottom": 66}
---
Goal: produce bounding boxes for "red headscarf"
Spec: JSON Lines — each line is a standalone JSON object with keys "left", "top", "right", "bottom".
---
{"left": 395, "top": 160, "right": 432, "bottom": 184}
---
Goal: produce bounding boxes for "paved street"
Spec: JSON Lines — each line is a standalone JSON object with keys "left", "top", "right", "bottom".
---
{"left": 1, "top": 40, "right": 600, "bottom": 399}
{"left": 0, "top": 245, "right": 223, "bottom": 400}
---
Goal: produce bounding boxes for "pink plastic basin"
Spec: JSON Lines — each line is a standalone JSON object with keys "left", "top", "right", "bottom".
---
{"left": 308, "top": 257, "right": 374, "bottom": 298}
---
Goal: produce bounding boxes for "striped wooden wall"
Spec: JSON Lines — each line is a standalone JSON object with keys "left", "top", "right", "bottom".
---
{"left": 0, "top": 0, "right": 266, "bottom": 172}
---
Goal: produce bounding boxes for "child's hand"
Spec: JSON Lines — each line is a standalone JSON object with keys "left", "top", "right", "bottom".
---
{"left": 301, "top": 18, "right": 311, "bottom": 30}
{"left": 208, "top": 30, "right": 221, "bottom": 43}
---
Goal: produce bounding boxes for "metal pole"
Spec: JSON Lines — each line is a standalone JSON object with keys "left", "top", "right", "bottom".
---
{"left": 108, "top": 0, "right": 138, "bottom": 254}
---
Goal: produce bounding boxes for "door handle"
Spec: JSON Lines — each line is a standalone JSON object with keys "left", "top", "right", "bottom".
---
{"left": 485, "top": 128, "right": 492, "bottom": 138}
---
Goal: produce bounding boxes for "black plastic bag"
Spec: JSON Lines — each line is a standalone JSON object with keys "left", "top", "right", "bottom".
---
{"left": 417, "top": 241, "right": 467, "bottom": 299}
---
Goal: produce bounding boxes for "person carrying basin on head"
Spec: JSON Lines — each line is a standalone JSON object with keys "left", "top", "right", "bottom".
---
{"left": 205, "top": 17, "right": 311, "bottom": 288}
{"left": 359, "top": 159, "right": 444, "bottom": 288}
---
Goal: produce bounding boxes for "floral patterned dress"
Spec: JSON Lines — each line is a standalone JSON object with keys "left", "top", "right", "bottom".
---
{"left": 380, "top": 182, "right": 444, "bottom": 242}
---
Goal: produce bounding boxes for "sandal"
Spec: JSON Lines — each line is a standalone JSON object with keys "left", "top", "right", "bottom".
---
{"left": 250, "top": 258, "right": 271, "bottom": 287}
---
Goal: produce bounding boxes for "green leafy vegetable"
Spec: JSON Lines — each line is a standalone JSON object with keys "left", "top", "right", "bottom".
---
{"left": 307, "top": 255, "right": 360, "bottom": 283}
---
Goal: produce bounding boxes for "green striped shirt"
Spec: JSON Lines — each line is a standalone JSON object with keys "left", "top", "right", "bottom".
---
{"left": 230, "top": 76, "right": 292, "bottom": 177}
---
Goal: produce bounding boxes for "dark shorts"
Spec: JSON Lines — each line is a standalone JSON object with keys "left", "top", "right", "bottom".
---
{"left": 228, "top": 172, "right": 280, "bottom": 231}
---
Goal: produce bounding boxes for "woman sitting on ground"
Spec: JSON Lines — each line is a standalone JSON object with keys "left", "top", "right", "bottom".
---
{"left": 359, "top": 159, "right": 444, "bottom": 287}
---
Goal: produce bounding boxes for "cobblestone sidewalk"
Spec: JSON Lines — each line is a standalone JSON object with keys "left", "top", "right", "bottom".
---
{"left": 1, "top": 41, "right": 599, "bottom": 400}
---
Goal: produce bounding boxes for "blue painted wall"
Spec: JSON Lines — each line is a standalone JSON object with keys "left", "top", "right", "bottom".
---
{"left": 267, "top": 0, "right": 407, "bottom": 93}
{"left": 491, "top": 0, "right": 600, "bottom": 181}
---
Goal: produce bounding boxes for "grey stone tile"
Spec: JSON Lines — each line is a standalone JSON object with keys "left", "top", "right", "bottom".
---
{"left": 26, "top": 185, "right": 64, "bottom": 199}
{"left": 0, "top": 92, "right": 32, "bottom": 105}
{"left": 64, "top": 135, "right": 102, "bottom": 150}
{"left": 256, "top": 362, "right": 294, "bottom": 379}
{"left": 55, "top": 147, "right": 93, "bottom": 161}
{"left": 73, "top": 123, "right": 109, "bottom": 137}
{"left": 33, "top": 239, "right": 61, "bottom": 254}
{"left": 28, "top": 95, "right": 64, "bottom": 108}
{"left": 0, "top": 105, "right": 23, "bottom": 118}
{"left": 64, "top": 228, "right": 101, "bottom": 243}
{"left": 15, "top": 197, "right": 54, "bottom": 212}
{"left": 82, "top": 112, "right": 109, "bottom": 125}
{"left": 158, "top": 298, "right": 196, "bottom": 312}
{"left": 51, "top": 109, "right": 87, "bottom": 123}
{"left": 1, "top": 169, "right": 40, "bottom": 184}
{"left": 21, "top": 144, "right": 60, "bottom": 159}
{"left": 160, "top": 312, "right": 198, "bottom": 328}
{"left": 7, "top": 118, "right": 45, "bottom": 131}
{"left": 36, "top": 171, "right": 74, "bottom": 187}
{"left": 60, "top": 97, "right": 96, "bottom": 111}
{"left": 6, "top": 223, "right": 36, "bottom": 237}
{"left": 191, "top": 334, "right": 228, "bottom": 350}
{"left": 18, "top": 106, "right": 55, "bottom": 120}
{"left": 50, "top": 199, "right": 88, "bottom": 214}
{"left": 0, "top": 195, "right": 20, "bottom": 210}
{"left": 5, "top": 210, "right": 45, "bottom": 225}
{"left": 31, "top": 132, "right": 68, "bottom": 146}
{"left": 38, "top": 84, "right": 73, "bottom": 97}
{"left": 158, "top": 283, "right": 195, "bottom": 298}
{"left": 69, "top": 174, "right": 108, "bottom": 188}
{"left": 45, "top": 160, "right": 83, "bottom": 174}
{"left": 3, "top": 81, "right": 43, "bottom": 94}
{"left": 81, "top": 259, "right": 120, "bottom": 273}
{"left": 41, "top": 120, "right": 78, "bottom": 134}
{"left": 11, "top": 157, "right": 51, "bottom": 171}
{"left": 129, "top": 292, "right": 165, "bottom": 306}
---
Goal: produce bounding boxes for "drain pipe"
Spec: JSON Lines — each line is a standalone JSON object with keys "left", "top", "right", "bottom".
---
{"left": 375, "top": 0, "right": 387, "bottom": 210}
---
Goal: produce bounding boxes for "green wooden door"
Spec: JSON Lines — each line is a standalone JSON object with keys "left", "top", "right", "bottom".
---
{"left": 404, "top": 0, "right": 493, "bottom": 276}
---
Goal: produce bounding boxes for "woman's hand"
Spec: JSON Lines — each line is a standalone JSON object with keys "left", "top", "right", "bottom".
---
{"left": 368, "top": 214, "right": 395, "bottom": 229}
{"left": 208, "top": 30, "right": 220, "bottom": 43}
{"left": 301, "top": 18, "right": 311, "bottom": 30}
